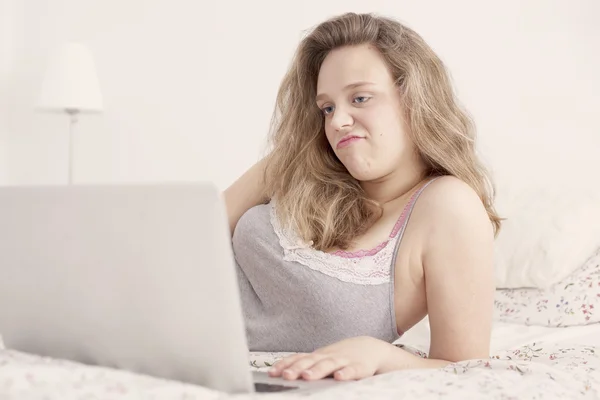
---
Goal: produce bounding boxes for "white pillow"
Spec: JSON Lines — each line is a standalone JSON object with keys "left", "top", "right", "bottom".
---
{"left": 494, "top": 248, "right": 600, "bottom": 326}
{"left": 492, "top": 179, "right": 600, "bottom": 289}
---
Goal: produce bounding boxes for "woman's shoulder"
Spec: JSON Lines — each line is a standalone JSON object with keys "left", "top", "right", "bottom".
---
{"left": 415, "top": 175, "right": 493, "bottom": 241}
{"left": 420, "top": 174, "right": 483, "bottom": 205}
{"left": 231, "top": 201, "right": 273, "bottom": 238}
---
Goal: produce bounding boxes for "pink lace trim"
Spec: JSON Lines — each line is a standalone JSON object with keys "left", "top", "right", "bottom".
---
{"left": 269, "top": 202, "right": 396, "bottom": 285}
{"left": 330, "top": 184, "right": 424, "bottom": 259}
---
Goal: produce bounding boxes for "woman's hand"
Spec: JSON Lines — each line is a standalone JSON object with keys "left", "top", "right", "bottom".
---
{"left": 268, "top": 336, "right": 404, "bottom": 381}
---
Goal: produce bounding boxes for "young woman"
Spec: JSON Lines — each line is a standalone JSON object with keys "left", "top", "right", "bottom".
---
{"left": 224, "top": 12, "right": 501, "bottom": 382}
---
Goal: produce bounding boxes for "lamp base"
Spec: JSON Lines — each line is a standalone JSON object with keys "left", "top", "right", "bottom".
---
{"left": 65, "top": 109, "right": 80, "bottom": 185}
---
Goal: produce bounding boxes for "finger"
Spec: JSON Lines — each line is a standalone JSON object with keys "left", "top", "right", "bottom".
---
{"left": 302, "top": 357, "right": 350, "bottom": 381}
{"left": 333, "top": 365, "right": 368, "bottom": 381}
{"left": 268, "top": 353, "right": 306, "bottom": 377}
{"left": 281, "top": 355, "right": 325, "bottom": 380}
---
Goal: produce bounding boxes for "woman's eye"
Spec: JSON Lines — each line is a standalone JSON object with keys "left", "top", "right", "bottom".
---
{"left": 353, "top": 96, "right": 370, "bottom": 104}
{"left": 322, "top": 106, "right": 334, "bottom": 115}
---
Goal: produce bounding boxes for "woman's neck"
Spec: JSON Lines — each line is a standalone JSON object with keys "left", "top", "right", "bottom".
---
{"left": 360, "top": 161, "right": 428, "bottom": 205}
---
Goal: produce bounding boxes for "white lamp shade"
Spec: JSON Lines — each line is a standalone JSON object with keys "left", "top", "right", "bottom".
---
{"left": 37, "top": 43, "right": 103, "bottom": 113}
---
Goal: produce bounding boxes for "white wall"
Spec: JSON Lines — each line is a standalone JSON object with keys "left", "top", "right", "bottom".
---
{"left": 3, "top": 0, "right": 600, "bottom": 190}
{"left": 0, "top": 0, "right": 18, "bottom": 184}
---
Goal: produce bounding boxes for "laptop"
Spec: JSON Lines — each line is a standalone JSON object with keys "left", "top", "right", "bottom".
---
{"left": 0, "top": 183, "right": 344, "bottom": 394}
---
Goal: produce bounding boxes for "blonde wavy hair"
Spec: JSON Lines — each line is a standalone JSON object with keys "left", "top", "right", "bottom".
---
{"left": 263, "top": 12, "right": 502, "bottom": 251}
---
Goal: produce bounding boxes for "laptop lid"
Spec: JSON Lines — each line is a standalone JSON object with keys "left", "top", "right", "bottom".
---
{"left": 0, "top": 183, "right": 254, "bottom": 394}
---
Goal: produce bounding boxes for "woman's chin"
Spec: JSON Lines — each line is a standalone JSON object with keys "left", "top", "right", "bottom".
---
{"left": 338, "top": 155, "right": 380, "bottom": 182}
{"left": 345, "top": 167, "right": 378, "bottom": 182}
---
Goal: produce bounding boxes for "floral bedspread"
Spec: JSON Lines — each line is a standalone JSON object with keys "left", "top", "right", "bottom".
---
{"left": 0, "top": 340, "right": 598, "bottom": 399}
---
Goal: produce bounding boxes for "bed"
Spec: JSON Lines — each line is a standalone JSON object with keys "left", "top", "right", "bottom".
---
{"left": 1, "top": 324, "right": 598, "bottom": 399}
{"left": 1, "top": 251, "right": 599, "bottom": 399}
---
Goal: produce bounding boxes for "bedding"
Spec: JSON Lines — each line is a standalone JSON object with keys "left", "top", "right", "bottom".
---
{"left": 1, "top": 318, "right": 599, "bottom": 399}
{"left": 494, "top": 247, "right": 600, "bottom": 326}
{"left": 1, "top": 253, "right": 598, "bottom": 398}
{"left": 0, "top": 333, "right": 598, "bottom": 399}
{"left": 397, "top": 317, "right": 600, "bottom": 357}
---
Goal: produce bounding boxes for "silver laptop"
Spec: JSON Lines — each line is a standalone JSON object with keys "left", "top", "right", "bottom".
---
{"left": 0, "top": 183, "right": 343, "bottom": 394}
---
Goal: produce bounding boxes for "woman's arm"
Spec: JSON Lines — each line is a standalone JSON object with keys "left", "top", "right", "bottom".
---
{"left": 418, "top": 176, "right": 495, "bottom": 363}
{"left": 378, "top": 177, "right": 495, "bottom": 371}
{"left": 223, "top": 157, "right": 270, "bottom": 236}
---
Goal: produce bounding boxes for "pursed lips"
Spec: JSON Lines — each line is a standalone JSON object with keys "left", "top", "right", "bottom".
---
{"left": 337, "top": 134, "right": 364, "bottom": 149}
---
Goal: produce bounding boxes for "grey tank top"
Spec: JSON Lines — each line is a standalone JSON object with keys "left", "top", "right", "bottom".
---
{"left": 232, "top": 179, "right": 437, "bottom": 353}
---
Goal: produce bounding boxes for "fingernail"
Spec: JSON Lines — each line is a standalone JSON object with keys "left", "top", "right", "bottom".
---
{"left": 303, "top": 370, "right": 312, "bottom": 377}
{"left": 283, "top": 369, "right": 293, "bottom": 378}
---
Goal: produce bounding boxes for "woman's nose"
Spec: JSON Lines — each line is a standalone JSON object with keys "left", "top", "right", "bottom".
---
{"left": 329, "top": 106, "right": 354, "bottom": 131}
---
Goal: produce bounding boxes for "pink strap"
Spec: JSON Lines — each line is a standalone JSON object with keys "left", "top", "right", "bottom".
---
{"left": 331, "top": 177, "right": 438, "bottom": 259}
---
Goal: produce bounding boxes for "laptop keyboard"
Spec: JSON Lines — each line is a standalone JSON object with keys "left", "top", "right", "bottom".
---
{"left": 254, "top": 382, "right": 299, "bottom": 392}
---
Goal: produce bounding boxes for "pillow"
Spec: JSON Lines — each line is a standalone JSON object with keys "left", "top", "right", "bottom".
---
{"left": 494, "top": 248, "right": 600, "bottom": 327}
{"left": 492, "top": 180, "right": 600, "bottom": 289}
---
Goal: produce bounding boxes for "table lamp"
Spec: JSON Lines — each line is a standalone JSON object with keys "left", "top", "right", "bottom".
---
{"left": 36, "top": 42, "right": 103, "bottom": 184}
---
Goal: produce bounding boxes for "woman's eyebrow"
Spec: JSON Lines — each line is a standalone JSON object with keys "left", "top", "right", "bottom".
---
{"left": 316, "top": 81, "right": 376, "bottom": 102}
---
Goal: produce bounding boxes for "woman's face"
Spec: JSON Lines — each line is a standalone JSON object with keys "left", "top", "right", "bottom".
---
{"left": 316, "top": 44, "right": 417, "bottom": 182}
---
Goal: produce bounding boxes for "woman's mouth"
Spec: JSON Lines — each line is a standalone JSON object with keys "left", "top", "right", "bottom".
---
{"left": 337, "top": 136, "right": 364, "bottom": 149}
